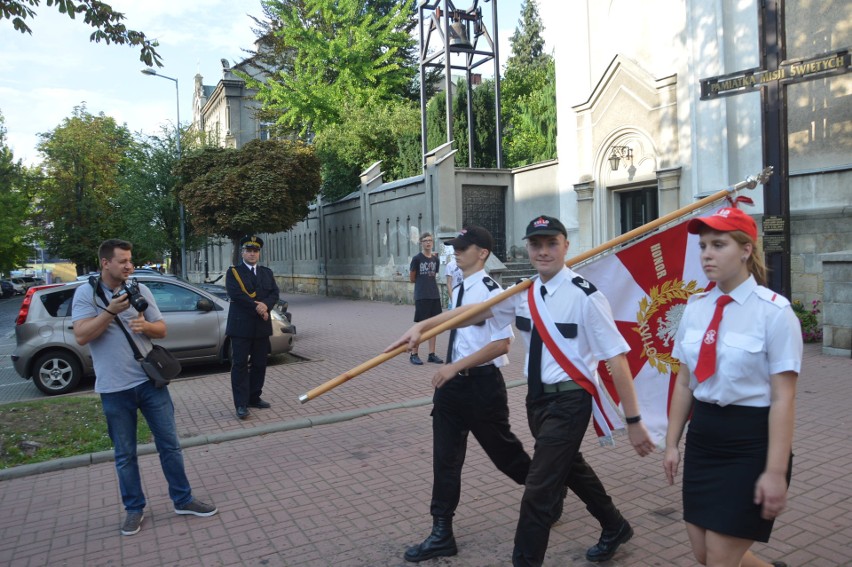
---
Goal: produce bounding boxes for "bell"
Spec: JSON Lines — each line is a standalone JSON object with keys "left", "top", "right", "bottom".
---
{"left": 449, "top": 20, "right": 474, "bottom": 52}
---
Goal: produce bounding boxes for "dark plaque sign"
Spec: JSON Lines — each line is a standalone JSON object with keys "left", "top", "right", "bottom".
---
{"left": 700, "top": 49, "right": 851, "bottom": 100}
{"left": 763, "top": 215, "right": 785, "bottom": 234}
{"left": 763, "top": 234, "right": 786, "bottom": 253}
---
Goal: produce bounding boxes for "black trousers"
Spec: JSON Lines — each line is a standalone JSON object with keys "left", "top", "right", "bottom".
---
{"left": 230, "top": 336, "right": 270, "bottom": 408}
{"left": 512, "top": 390, "right": 622, "bottom": 567}
{"left": 430, "top": 368, "right": 531, "bottom": 518}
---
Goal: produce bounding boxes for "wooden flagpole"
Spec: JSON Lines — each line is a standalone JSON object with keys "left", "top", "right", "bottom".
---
{"left": 298, "top": 167, "right": 772, "bottom": 403}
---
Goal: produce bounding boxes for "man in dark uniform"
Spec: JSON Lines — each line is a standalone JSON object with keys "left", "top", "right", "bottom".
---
{"left": 404, "top": 226, "right": 530, "bottom": 563}
{"left": 226, "top": 235, "right": 280, "bottom": 420}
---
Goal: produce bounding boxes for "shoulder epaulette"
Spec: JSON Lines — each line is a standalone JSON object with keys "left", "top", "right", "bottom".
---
{"left": 572, "top": 276, "right": 597, "bottom": 296}
{"left": 483, "top": 276, "right": 499, "bottom": 291}
{"left": 754, "top": 286, "right": 790, "bottom": 309}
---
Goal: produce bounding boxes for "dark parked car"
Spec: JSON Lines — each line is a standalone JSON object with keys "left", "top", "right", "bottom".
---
{"left": 11, "top": 276, "right": 296, "bottom": 395}
{"left": 0, "top": 279, "right": 15, "bottom": 298}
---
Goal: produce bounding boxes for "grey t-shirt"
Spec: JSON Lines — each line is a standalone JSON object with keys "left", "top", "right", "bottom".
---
{"left": 71, "top": 280, "right": 164, "bottom": 394}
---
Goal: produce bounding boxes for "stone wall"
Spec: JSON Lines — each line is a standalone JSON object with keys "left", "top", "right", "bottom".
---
{"left": 790, "top": 207, "right": 852, "bottom": 312}
{"left": 819, "top": 251, "right": 852, "bottom": 357}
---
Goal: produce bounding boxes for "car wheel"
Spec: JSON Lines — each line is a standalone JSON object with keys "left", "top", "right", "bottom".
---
{"left": 32, "top": 351, "right": 82, "bottom": 395}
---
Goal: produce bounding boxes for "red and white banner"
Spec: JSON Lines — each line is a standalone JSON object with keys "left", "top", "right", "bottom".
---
{"left": 575, "top": 217, "right": 712, "bottom": 444}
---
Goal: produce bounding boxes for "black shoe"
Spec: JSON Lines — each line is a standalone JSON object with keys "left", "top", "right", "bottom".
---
{"left": 249, "top": 399, "right": 271, "bottom": 409}
{"left": 771, "top": 562, "right": 788, "bottom": 567}
{"left": 404, "top": 517, "right": 457, "bottom": 562}
{"left": 427, "top": 353, "right": 444, "bottom": 364}
{"left": 410, "top": 353, "right": 424, "bottom": 365}
{"left": 585, "top": 519, "right": 633, "bottom": 562}
{"left": 551, "top": 486, "right": 568, "bottom": 527}
{"left": 236, "top": 406, "right": 249, "bottom": 420}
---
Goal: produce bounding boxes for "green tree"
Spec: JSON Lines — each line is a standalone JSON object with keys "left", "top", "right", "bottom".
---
{"left": 501, "top": 0, "right": 556, "bottom": 167}
{"left": 506, "top": 0, "right": 546, "bottom": 71}
{"left": 1, "top": 0, "right": 162, "bottom": 66}
{"left": 115, "top": 127, "right": 196, "bottom": 273}
{"left": 425, "top": 88, "right": 448, "bottom": 155}
{"left": 174, "top": 139, "right": 321, "bottom": 261}
{"left": 313, "top": 99, "right": 421, "bottom": 201}
{"left": 504, "top": 59, "right": 556, "bottom": 166}
{"left": 453, "top": 79, "right": 498, "bottom": 168}
{"left": 246, "top": 0, "right": 417, "bottom": 136}
{"left": 425, "top": 79, "right": 498, "bottom": 169}
{"left": 0, "top": 110, "right": 34, "bottom": 274}
{"left": 35, "top": 104, "right": 134, "bottom": 274}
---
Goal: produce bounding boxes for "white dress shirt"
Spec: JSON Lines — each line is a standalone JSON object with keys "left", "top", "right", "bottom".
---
{"left": 450, "top": 269, "right": 513, "bottom": 367}
{"left": 672, "top": 275, "right": 802, "bottom": 407}
{"left": 491, "top": 266, "right": 628, "bottom": 384}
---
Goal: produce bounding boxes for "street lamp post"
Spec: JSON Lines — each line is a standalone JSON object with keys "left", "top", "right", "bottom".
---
{"left": 141, "top": 68, "right": 187, "bottom": 278}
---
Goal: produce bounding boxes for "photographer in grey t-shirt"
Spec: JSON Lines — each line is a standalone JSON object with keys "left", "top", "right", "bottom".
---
{"left": 71, "top": 239, "right": 217, "bottom": 537}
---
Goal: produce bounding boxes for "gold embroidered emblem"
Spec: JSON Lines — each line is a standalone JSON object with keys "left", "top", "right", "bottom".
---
{"left": 633, "top": 279, "right": 704, "bottom": 374}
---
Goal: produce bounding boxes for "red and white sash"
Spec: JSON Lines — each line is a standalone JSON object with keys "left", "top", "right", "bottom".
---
{"left": 527, "top": 285, "right": 624, "bottom": 445}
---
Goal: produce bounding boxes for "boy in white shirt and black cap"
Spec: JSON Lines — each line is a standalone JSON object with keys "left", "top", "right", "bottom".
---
{"left": 403, "top": 225, "right": 531, "bottom": 563}
{"left": 389, "top": 215, "right": 655, "bottom": 566}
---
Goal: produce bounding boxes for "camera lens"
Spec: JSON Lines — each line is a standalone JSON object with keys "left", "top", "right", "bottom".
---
{"left": 116, "top": 279, "right": 149, "bottom": 312}
{"left": 131, "top": 294, "right": 149, "bottom": 312}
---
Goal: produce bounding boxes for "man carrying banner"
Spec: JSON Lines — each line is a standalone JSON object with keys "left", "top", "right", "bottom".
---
{"left": 388, "top": 215, "right": 655, "bottom": 566}
{"left": 403, "top": 226, "right": 531, "bottom": 563}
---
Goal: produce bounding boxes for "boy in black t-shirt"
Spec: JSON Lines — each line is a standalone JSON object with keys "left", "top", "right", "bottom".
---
{"left": 408, "top": 232, "right": 443, "bottom": 365}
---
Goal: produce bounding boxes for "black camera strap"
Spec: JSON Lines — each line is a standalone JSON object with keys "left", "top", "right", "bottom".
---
{"left": 93, "top": 280, "right": 146, "bottom": 362}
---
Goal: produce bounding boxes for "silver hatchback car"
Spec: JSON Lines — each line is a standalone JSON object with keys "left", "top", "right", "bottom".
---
{"left": 11, "top": 276, "right": 295, "bottom": 395}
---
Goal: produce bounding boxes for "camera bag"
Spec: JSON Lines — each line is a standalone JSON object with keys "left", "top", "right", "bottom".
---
{"left": 139, "top": 345, "right": 182, "bottom": 388}
{"left": 92, "top": 279, "right": 181, "bottom": 388}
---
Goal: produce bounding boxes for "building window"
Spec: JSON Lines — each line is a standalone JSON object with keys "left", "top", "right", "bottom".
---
{"left": 259, "top": 122, "right": 275, "bottom": 141}
{"left": 619, "top": 186, "right": 658, "bottom": 234}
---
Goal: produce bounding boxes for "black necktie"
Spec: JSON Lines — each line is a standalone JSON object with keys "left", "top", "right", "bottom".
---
{"left": 445, "top": 283, "right": 465, "bottom": 363}
{"left": 527, "top": 285, "right": 547, "bottom": 398}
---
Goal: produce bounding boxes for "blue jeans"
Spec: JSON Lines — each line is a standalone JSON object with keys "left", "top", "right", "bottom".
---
{"left": 101, "top": 380, "right": 192, "bottom": 512}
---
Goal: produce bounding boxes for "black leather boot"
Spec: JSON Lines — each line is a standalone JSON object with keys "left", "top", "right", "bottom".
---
{"left": 585, "top": 519, "right": 633, "bottom": 562}
{"left": 403, "top": 516, "right": 458, "bottom": 562}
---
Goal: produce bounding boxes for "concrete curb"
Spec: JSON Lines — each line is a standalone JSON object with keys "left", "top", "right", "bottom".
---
{"left": 0, "top": 380, "right": 528, "bottom": 482}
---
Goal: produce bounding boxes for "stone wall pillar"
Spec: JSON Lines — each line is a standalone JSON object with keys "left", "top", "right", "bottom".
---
{"left": 573, "top": 179, "right": 595, "bottom": 254}
{"left": 424, "top": 141, "right": 458, "bottom": 237}
{"left": 656, "top": 167, "right": 682, "bottom": 216}
{"left": 819, "top": 251, "right": 852, "bottom": 357}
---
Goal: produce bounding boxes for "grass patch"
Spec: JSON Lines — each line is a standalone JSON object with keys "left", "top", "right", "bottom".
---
{"left": 0, "top": 396, "right": 151, "bottom": 470}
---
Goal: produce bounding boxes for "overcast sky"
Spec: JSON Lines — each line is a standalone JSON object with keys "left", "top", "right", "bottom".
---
{"left": 1, "top": 0, "right": 532, "bottom": 166}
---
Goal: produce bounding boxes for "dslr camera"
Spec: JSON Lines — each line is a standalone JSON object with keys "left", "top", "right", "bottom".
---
{"left": 114, "top": 278, "right": 149, "bottom": 312}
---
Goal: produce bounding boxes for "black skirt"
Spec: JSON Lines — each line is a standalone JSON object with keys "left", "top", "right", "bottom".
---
{"left": 683, "top": 400, "right": 792, "bottom": 543}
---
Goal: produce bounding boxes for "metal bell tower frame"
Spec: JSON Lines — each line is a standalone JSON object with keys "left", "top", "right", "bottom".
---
{"left": 417, "top": 0, "right": 503, "bottom": 168}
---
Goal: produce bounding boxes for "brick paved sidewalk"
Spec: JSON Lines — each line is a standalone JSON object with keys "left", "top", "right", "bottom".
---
{"left": 0, "top": 294, "right": 850, "bottom": 566}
